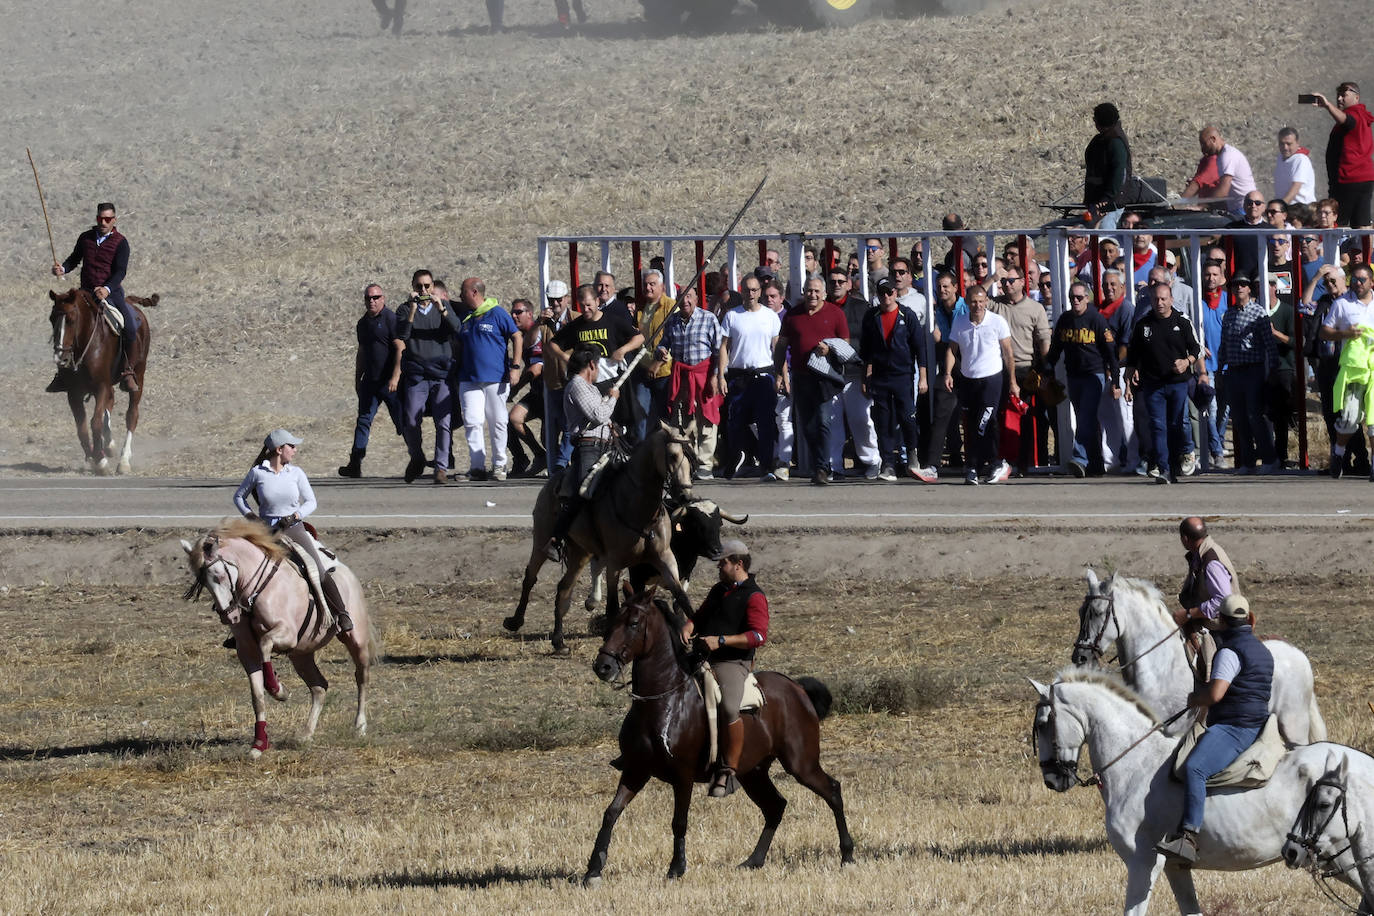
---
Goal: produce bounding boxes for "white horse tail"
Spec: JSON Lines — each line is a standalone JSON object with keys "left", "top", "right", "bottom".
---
{"left": 1307, "top": 690, "right": 1328, "bottom": 743}
{"left": 364, "top": 608, "right": 383, "bottom": 668}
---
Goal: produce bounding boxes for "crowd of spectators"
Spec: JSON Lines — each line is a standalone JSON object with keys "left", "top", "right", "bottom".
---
{"left": 340, "top": 86, "right": 1374, "bottom": 486}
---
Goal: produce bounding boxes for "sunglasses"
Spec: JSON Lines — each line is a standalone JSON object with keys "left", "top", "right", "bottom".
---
{"left": 1070, "top": 293, "right": 1088, "bottom": 301}
{"left": 415, "top": 283, "right": 433, "bottom": 290}
{"left": 1245, "top": 199, "right": 1265, "bottom": 207}
{"left": 1265, "top": 209, "right": 1284, "bottom": 216}
{"left": 866, "top": 244, "right": 882, "bottom": 251}
{"left": 511, "top": 309, "right": 528, "bottom": 315}
{"left": 366, "top": 293, "right": 384, "bottom": 301}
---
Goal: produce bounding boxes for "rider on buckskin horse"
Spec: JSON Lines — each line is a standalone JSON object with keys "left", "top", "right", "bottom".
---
{"left": 679, "top": 537, "right": 770, "bottom": 798}
{"left": 233, "top": 428, "right": 352, "bottom": 633}
{"left": 49, "top": 202, "right": 141, "bottom": 394}
{"left": 544, "top": 347, "right": 619, "bottom": 562}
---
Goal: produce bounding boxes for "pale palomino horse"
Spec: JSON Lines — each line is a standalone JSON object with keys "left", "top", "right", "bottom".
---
{"left": 1071, "top": 569, "right": 1326, "bottom": 744}
{"left": 1031, "top": 670, "right": 1353, "bottom": 915}
{"left": 182, "top": 519, "right": 377, "bottom": 757}
{"left": 1281, "top": 751, "right": 1374, "bottom": 913}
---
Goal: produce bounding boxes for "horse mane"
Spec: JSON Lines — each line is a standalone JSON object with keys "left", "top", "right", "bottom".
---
{"left": 213, "top": 517, "right": 289, "bottom": 562}
{"left": 1054, "top": 666, "right": 1161, "bottom": 725}
{"left": 1105, "top": 572, "right": 1174, "bottom": 630}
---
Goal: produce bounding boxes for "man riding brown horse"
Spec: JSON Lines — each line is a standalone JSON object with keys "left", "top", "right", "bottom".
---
{"left": 49, "top": 202, "right": 142, "bottom": 394}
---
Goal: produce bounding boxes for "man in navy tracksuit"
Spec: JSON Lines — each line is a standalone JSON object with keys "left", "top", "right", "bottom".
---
{"left": 1156, "top": 593, "right": 1273, "bottom": 865}
{"left": 860, "top": 278, "right": 935, "bottom": 481}
{"left": 1045, "top": 280, "right": 1119, "bottom": 476}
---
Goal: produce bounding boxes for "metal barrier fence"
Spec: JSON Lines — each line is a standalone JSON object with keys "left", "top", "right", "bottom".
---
{"left": 539, "top": 226, "right": 1374, "bottom": 474}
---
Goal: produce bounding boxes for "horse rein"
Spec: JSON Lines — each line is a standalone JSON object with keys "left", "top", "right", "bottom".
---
{"left": 51, "top": 295, "right": 103, "bottom": 372}
{"left": 1035, "top": 686, "right": 1191, "bottom": 789}
{"left": 185, "top": 534, "right": 282, "bottom": 624}
{"left": 1287, "top": 774, "right": 1374, "bottom": 915}
{"left": 1075, "top": 590, "right": 1183, "bottom": 675}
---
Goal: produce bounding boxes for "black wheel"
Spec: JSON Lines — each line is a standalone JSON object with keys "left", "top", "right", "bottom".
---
{"left": 641, "top": 0, "right": 734, "bottom": 28}
{"left": 640, "top": 0, "right": 684, "bottom": 27}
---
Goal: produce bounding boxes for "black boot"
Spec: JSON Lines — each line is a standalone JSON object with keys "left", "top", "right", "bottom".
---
{"left": 545, "top": 495, "right": 584, "bottom": 562}
{"left": 321, "top": 574, "right": 353, "bottom": 632}
{"left": 338, "top": 448, "right": 365, "bottom": 478}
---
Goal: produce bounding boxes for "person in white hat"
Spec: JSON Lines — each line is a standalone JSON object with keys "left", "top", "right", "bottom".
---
{"left": 233, "top": 429, "right": 351, "bottom": 631}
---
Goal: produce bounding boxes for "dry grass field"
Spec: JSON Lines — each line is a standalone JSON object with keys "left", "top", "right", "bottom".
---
{"left": 2, "top": 554, "right": 1373, "bottom": 914}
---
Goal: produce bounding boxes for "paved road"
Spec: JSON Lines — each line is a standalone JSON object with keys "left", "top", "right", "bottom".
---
{"left": 1, "top": 473, "right": 1370, "bottom": 531}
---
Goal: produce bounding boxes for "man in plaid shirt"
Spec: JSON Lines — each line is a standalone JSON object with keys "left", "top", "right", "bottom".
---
{"left": 1218, "top": 274, "right": 1279, "bottom": 474}
{"left": 652, "top": 286, "right": 723, "bottom": 478}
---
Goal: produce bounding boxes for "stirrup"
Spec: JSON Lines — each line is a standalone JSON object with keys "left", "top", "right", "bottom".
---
{"left": 708, "top": 766, "right": 738, "bottom": 798}
{"left": 1154, "top": 832, "right": 1198, "bottom": 866}
{"left": 119, "top": 370, "right": 139, "bottom": 393}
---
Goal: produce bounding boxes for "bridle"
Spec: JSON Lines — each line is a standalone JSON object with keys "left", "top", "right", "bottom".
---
{"left": 183, "top": 534, "right": 282, "bottom": 626}
{"left": 51, "top": 294, "right": 99, "bottom": 372}
{"left": 1034, "top": 683, "right": 1191, "bottom": 790}
{"left": 594, "top": 598, "right": 694, "bottom": 703}
{"left": 1074, "top": 587, "right": 1183, "bottom": 675}
{"left": 1288, "top": 773, "right": 1374, "bottom": 914}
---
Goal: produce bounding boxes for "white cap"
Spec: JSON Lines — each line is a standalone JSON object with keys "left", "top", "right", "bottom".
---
{"left": 264, "top": 428, "right": 302, "bottom": 450}
{"left": 545, "top": 280, "right": 569, "bottom": 299}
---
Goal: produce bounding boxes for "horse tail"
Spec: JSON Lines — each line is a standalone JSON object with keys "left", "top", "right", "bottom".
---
{"left": 1308, "top": 691, "right": 1328, "bottom": 743}
{"left": 365, "top": 610, "right": 383, "bottom": 668}
{"left": 798, "top": 676, "right": 833, "bottom": 721}
{"left": 127, "top": 293, "right": 160, "bottom": 308}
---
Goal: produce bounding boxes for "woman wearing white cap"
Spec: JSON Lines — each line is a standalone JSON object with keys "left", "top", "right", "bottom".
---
{"left": 233, "top": 429, "right": 351, "bottom": 631}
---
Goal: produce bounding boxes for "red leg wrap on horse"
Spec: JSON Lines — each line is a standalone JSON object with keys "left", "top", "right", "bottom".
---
{"left": 262, "top": 661, "right": 281, "bottom": 695}
{"left": 253, "top": 721, "right": 269, "bottom": 752}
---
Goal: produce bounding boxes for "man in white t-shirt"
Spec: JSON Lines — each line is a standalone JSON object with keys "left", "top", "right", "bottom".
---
{"left": 944, "top": 285, "right": 1018, "bottom": 484}
{"left": 1319, "top": 263, "right": 1374, "bottom": 478}
{"left": 719, "top": 276, "right": 783, "bottom": 478}
{"left": 1273, "top": 127, "right": 1317, "bottom": 204}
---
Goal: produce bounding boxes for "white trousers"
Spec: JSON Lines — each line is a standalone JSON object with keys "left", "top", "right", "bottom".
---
{"left": 459, "top": 380, "right": 509, "bottom": 472}
{"left": 775, "top": 393, "right": 794, "bottom": 468}
{"left": 1099, "top": 368, "right": 1138, "bottom": 471}
{"left": 829, "top": 380, "right": 880, "bottom": 471}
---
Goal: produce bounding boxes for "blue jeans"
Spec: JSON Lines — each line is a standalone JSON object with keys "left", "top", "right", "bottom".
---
{"left": 1066, "top": 373, "right": 1106, "bottom": 472}
{"left": 1142, "top": 379, "right": 1189, "bottom": 477}
{"left": 400, "top": 376, "right": 452, "bottom": 470}
{"left": 543, "top": 384, "right": 573, "bottom": 470}
{"left": 1181, "top": 721, "right": 1262, "bottom": 831}
{"left": 1203, "top": 388, "right": 1229, "bottom": 459}
{"left": 351, "top": 379, "right": 402, "bottom": 452}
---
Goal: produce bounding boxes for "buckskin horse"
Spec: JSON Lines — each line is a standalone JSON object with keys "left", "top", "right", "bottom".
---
{"left": 48, "top": 287, "right": 156, "bottom": 474}
{"left": 504, "top": 424, "right": 698, "bottom": 654}
{"left": 584, "top": 588, "right": 855, "bottom": 885}
{"left": 182, "top": 519, "right": 377, "bottom": 758}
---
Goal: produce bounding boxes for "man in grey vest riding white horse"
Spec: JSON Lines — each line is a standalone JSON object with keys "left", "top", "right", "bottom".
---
{"left": 1156, "top": 593, "right": 1274, "bottom": 864}
{"left": 1176, "top": 516, "right": 1239, "bottom": 629}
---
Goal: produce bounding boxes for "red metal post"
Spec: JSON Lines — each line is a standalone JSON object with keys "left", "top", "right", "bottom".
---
{"left": 888, "top": 236, "right": 899, "bottom": 268}
{"left": 567, "top": 242, "right": 580, "bottom": 292}
{"left": 1293, "top": 242, "right": 1308, "bottom": 469}
{"left": 695, "top": 239, "right": 705, "bottom": 303}
{"left": 1091, "top": 236, "right": 1102, "bottom": 302}
{"left": 1223, "top": 236, "right": 1235, "bottom": 279}
{"left": 631, "top": 240, "right": 644, "bottom": 312}
{"left": 823, "top": 238, "right": 836, "bottom": 273}
{"left": 1018, "top": 234, "right": 1030, "bottom": 289}
{"left": 757, "top": 239, "right": 768, "bottom": 267}
{"left": 954, "top": 236, "right": 966, "bottom": 296}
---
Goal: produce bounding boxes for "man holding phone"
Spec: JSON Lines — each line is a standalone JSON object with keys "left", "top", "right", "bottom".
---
{"left": 1308, "top": 83, "right": 1374, "bottom": 228}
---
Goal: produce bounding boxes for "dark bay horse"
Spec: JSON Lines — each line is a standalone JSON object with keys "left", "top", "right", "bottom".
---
{"left": 585, "top": 589, "right": 855, "bottom": 885}
{"left": 182, "top": 519, "right": 378, "bottom": 757}
{"left": 504, "top": 425, "right": 697, "bottom": 654}
{"left": 48, "top": 288, "right": 156, "bottom": 474}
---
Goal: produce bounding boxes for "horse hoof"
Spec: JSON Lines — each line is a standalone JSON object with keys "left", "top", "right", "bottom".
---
{"left": 117, "top": 462, "right": 131, "bottom": 475}
{"left": 248, "top": 747, "right": 265, "bottom": 760}
{"left": 583, "top": 875, "right": 602, "bottom": 889}
{"left": 502, "top": 616, "right": 523, "bottom": 632}
{"left": 841, "top": 858, "right": 857, "bottom": 870}
{"left": 738, "top": 858, "right": 765, "bottom": 870}
{"left": 94, "top": 461, "right": 112, "bottom": 477}
{"left": 354, "top": 720, "right": 367, "bottom": 736}
{"left": 552, "top": 644, "right": 572, "bottom": 658}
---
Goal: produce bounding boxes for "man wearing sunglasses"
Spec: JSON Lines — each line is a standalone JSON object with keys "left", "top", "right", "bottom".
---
{"left": 339, "top": 284, "right": 402, "bottom": 478}
{"left": 391, "top": 269, "right": 464, "bottom": 484}
{"left": 49, "top": 202, "right": 139, "bottom": 393}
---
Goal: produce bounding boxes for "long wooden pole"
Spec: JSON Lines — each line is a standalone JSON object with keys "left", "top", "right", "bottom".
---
{"left": 27, "top": 148, "right": 59, "bottom": 268}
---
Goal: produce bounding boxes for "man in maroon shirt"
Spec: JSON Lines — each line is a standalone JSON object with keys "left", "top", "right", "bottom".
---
{"left": 49, "top": 202, "right": 139, "bottom": 393}
{"left": 775, "top": 277, "right": 849, "bottom": 485}
{"left": 680, "top": 538, "right": 769, "bottom": 798}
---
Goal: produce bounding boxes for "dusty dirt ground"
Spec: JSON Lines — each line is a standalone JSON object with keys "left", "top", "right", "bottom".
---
{"left": 2, "top": 526, "right": 1372, "bottom": 913}
{"left": 3, "top": 0, "right": 1372, "bottom": 477}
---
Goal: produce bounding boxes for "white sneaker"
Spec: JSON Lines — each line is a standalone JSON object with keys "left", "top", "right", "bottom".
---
{"left": 988, "top": 460, "right": 1012, "bottom": 484}
{"left": 909, "top": 465, "right": 939, "bottom": 483}
{"left": 694, "top": 469, "right": 714, "bottom": 481}
{"left": 491, "top": 468, "right": 507, "bottom": 481}
{"left": 1181, "top": 452, "right": 1199, "bottom": 476}
{"left": 773, "top": 467, "right": 789, "bottom": 481}
{"left": 878, "top": 465, "right": 898, "bottom": 481}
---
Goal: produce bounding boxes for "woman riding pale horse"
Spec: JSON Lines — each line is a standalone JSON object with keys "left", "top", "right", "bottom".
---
{"left": 1071, "top": 569, "right": 1325, "bottom": 744}
{"left": 1031, "top": 668, "right": 1354, "bottom": 915}
{"left": 183, "top": 429, "right": 375, "bottom": 757}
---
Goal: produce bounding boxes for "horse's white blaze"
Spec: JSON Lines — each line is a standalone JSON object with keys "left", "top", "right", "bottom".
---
{"left": 1034, "top": 674, "right": 1374, "bottom": 915}
{"left": 1080, "top": 571, "right": 1326, "bottom": 744}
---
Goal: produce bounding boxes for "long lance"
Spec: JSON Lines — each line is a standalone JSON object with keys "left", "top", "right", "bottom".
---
{"left": 642, "top": 173, "right": 768, "bottom": 426}
{"left": 27, "top": 149, "right": 59, "bottom": 268}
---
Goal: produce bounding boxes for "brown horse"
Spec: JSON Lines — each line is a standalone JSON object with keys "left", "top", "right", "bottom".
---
{"left": 48, "top": 287, "right": 155, "bottom": 475}
{"left": 181, "top": 519, "right": 378, "bottom": 758}
{"left": 585, "top": 588, "right": 855, "bottom": 885}
{"left": 504, "top": 425, "right": 697, "bottom": 654}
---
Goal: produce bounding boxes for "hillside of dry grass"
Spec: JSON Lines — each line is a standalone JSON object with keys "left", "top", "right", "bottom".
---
{"left": 1, "top": 0, "right": 1370, "bottom": 476}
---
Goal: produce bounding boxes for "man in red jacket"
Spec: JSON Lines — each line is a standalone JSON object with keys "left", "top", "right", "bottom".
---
{"left": 1312, "top": 82, "right": 1374, "bottom": 228}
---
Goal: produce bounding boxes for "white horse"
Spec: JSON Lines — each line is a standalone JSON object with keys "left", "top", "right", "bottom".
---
{"left": 1071, "top": 569, "right": 1326, "bottom": 744}
{"left": 1281, "top": 750, "right": 1374, "bottom": 913}
{"left": 1030, "top": 670, "right": 1355, "bottom": 915}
